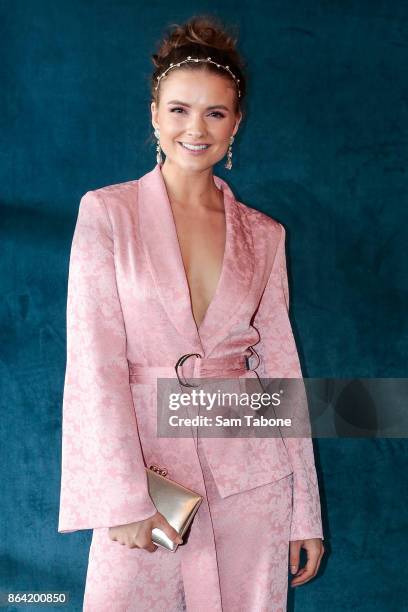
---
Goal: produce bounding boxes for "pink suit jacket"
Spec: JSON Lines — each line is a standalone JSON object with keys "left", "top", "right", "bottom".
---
{"left": 58, "top": 163, "right": 323, "bottom": 542}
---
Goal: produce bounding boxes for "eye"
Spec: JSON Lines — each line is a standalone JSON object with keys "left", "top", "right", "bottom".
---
{"left": 169, "top": 107, "right": 225, "bottom": 118}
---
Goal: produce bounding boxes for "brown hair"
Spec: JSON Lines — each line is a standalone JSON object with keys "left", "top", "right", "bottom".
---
{"left": 150, "top": 15, "right": 247, "bottom": 116}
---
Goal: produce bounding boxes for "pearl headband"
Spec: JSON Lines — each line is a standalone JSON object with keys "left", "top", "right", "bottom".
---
{"left": 155, "top": 55, "right": 241, "bottom": 98}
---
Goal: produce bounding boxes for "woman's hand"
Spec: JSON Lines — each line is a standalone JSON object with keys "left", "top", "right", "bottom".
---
{"left": 108, "top": 511, "right": 183, "bottom": 552}
{"left": 289, "top": 538, "right": 325, "bottom": 587}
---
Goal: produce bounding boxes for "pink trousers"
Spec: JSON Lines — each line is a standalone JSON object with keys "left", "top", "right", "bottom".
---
{"left": 83, "top": 436, "right": 293, "bottom": 612}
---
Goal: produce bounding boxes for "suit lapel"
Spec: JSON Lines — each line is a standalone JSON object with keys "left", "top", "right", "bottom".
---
{"left": 137, "top": 163, "right": 255, "bottom": 355}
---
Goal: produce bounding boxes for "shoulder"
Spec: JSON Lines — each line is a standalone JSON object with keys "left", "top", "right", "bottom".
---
{"left": 78, "top": 178, "right": 141, "bottom": 225}
{"left": 82, "top": 178, "right": 139, "bottom": 206}
{"left": 235, "top": 199, "right": 287, "bottom": 271}
{"left": 235, "top": 199, "right": 284, "bottom": 243}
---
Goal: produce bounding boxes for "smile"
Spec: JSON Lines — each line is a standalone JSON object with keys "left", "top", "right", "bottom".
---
{"left": 178, "top": 142, "right": 211, "bottom": 151}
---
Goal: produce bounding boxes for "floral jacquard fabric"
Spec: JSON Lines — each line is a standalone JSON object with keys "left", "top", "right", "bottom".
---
{"left": 83, "top": 437, "right": 293, "bottom": 611}
{"left": 58, "top": 163, "right": 323, "bottom": 610}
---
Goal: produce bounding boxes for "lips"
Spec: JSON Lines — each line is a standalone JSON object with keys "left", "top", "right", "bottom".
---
{"left": 178, "top": 141, "right": 211, "bottom": 149}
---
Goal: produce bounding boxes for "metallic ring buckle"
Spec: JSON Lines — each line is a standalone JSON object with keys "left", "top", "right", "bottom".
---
{"left": 175, "top": 352, "right": 202, "bottom": 387}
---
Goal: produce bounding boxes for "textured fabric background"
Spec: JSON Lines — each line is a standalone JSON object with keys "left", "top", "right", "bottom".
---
{"left": 1, "top": 1, "right": 407, "bottom": 611}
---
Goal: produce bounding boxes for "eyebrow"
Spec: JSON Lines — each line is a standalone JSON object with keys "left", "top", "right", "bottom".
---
{"left": 166, "top": 100, "right": 230, "bottom": 111}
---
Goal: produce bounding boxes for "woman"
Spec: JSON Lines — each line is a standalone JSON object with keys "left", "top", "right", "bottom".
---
{"left": 58, "top": 15, "right": 324, "bottom": 612}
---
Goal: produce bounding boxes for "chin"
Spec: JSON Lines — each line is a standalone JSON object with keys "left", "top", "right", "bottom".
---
{"left": 174, "top": 153, "right": 213, "bottom": 169}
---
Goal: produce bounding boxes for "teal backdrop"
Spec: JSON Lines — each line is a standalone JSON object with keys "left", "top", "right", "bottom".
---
{"left": 1, "top": 1, "right": 407, "bottom": 610}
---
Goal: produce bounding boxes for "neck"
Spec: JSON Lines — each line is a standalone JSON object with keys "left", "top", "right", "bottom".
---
{"left": 159, "top": 159, "right": 223, "bottom": 211}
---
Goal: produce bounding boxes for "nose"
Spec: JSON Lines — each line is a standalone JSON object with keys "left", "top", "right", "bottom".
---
{"left": 185, "top": 114, "right": 207, "bottom": 137}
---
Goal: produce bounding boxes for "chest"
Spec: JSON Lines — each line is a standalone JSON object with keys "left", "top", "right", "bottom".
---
{"left": 172, "top": 207, "right": 226, "bottom": 328}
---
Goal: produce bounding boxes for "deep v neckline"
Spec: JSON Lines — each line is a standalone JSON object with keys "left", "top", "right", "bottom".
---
{"left": 138, "top": 163, "right": 256, "bottom": 352}
{"left": 167, "top": 182, "right": 229, "bottom": 335}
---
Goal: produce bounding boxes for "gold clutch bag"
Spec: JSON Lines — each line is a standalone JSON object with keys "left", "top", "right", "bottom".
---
{"left": 145, "top": 465, "right": 203, "bottom": 552}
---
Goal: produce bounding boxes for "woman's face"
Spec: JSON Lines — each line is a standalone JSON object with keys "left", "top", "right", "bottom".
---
{"left": 151, "top": 68, "right": 242, "bottom": 172}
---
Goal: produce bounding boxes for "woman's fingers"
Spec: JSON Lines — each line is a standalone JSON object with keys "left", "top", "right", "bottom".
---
{"left": 136, "top": 523, "right": 159, "bottom": 552}
{"left": 290, "top": 552, "right": 319, "bottom": 586}
{"left": 290, "top": 540, "right": 325, "bottom": 587}
{"left": 289, "top": 540, "right": 301, "bottom": 574}
{"left": 143, "top": 539, "right": 158, "bottom": 553}
{"left": 136, "top": 513, "right": 181, "bottom": 552}
{"left": 153, "top": 513, "right": 183, "bottom": 546}
{"left": 108, "top": 513, "right": 182, "bottom": 552}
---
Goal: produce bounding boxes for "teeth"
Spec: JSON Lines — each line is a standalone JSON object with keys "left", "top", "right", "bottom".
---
{"left": 181, "top": 142, "right": 209, "bottom": 151}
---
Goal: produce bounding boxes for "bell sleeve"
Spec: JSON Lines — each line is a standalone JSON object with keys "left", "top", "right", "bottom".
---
{"left": 252, "top": 222, "right": 324, "bottom": 541}
{"left": 57, "top": 191, "right": 157, "bottom": 533}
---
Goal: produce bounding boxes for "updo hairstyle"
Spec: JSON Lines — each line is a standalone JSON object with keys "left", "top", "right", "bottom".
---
{"left": 150, "top": 15, "right": 247, "bottom": 116}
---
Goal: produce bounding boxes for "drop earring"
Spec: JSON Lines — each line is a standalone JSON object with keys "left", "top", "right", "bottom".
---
{"left": 225, "top": 135, "right": 234, "bottom": 170}
{"left": 154, "top": 128, "right": 163, "bottom": 165}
